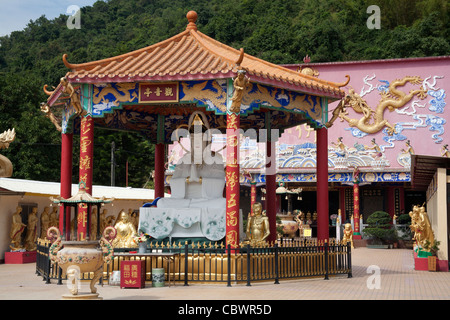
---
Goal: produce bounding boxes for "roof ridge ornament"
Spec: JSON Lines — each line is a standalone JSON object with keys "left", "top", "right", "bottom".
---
{"left": 186, "top": 10, "right": 198, "bottom": 31}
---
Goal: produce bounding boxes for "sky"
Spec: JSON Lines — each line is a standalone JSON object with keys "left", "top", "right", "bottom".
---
{"left": 0, "top": 0, "right": 101, "bottom": 36}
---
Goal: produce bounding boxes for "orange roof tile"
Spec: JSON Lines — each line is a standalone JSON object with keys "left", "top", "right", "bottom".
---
{"left": 63, "top": 11, "right": 348, "bottom": 100}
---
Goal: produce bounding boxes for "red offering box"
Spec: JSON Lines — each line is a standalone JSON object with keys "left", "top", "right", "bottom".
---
{"left": 5, "top": 251, "right": 36, "bottom": 264}
{"left": 120, "top": 260, "right": 146, "bottom": 288}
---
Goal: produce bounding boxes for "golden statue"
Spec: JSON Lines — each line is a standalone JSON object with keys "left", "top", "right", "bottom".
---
{"left": 229, "top": 69, "right": 250, "bottom": 114}
{"left": 40, "top": 207, "right": 50, "bottom": 239}
{"left": 244, "top": 202, "right": 270, "bottom": 246}
{"left": 60, "top": 77, "right": 84, "bottom": 116}
{"left": 112, "top": 209, "right": 138, "bottom": 248}
{"left": 99, "top": 209, "right": 108, "bottom": 234}
{"left": 129, "top": 208, "right": 139, "bottom": 231}
{"left": 409, "top": 205, "right": 435, "bottom": 250}
{"left": 49, "top": 207, "right": 59, "bottom": 228}
{"left": 10, "top": 206, "right": 26, "bottom": 251}
{"left": 342, "top": 223, "right": 354, "bottom": 248}
{"left": 326, "top": 95, "right": 349, "bottom": 128}
{"left": 24, "top": 207, "right": 38, "bottom": 251}
{"left": 40, "top": 103, "right": 62, "bottom": 132}
{"left": 338, "top": 77, "right": 427, "bottom": 135}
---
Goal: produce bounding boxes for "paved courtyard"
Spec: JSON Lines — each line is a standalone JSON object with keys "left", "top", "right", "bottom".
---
{"left": 0, "top": 247, "right": 449, "bottom": 302}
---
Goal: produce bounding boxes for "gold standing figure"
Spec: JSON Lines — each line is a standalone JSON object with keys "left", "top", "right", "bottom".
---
{"left": 244, "top": 202, "right": 270, "bottom": 246}
{"left": 409, "top": 205, "right": 435, "bottom": 250}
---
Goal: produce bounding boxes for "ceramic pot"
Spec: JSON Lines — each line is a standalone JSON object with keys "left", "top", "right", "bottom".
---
{"left": 47, "top": 226, "right": 116, "bottom": 296}
{"left": 278, "top": 214, "right": 298, "bottom": 238}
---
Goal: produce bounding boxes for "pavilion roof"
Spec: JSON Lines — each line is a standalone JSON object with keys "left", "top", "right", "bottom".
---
{"left": 62, "top": 11, "right": 347, "bottom": 100}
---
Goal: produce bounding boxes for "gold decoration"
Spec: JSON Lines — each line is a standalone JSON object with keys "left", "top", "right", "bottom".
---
{"left": 229, "top": 69, "right": 250, "bottom": 114}
{"left": 243, "top": 202, "right": 270, "bottom": 246}
{"left": 112, "top": 209, "right": 138, "bottom": 248}
{"left": 93, "top": 83, "right": 138, "bottom": 105}
{"left": 409, "top": 205, "right": 435, "bottom": 251}
{"left": 60, "top": 77, "right": 85, "bottom": 116}
{"left": 40, "top": 103, "right": 62, "bottom": 132}
{"left": 40, "top": 207, "right": 50, "bottom": 239}
{"left": 24, "top": 207, "right": 38, "bottom": 251}
{"left": 337, "top": 76, "right": 427, "bottom": 135}
{"left": 342, "top": 223, "right": 354, "bottom": 249}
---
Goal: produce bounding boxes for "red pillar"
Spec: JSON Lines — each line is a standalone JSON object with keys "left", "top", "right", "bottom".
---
{"left": 225, "top": 113, "right": 240, "bottom": 248}
{"left": 154, "top": 143, "right": 165, "bottom": 198}
{"left": 78, "top": 116, "right": 94, "bottom": 241}
{"left": 60, "top": 133, "right": 73, "bottom": 238}
{"left": 265, "top": 140, "right": 277, "bottom": 243}
{"left": 316, "top": 128, "right": 329, "bottom": 242}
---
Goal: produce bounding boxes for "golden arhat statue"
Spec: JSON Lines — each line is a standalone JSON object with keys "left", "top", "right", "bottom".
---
{"left": 112, "top": 209, "right": 138, "bottom": 248}
{"left": 342, "top": 223, "right": 354, "bottom": 249}
{"left": 9, "top": 206, "right": 26, "bottom": 251}
{"left": 244, "top": 202, "right": 270, "bottom": 246}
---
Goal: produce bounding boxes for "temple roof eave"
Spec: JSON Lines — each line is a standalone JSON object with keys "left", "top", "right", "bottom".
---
{"left": 60, "top": 11, "right": 347, "bottom": 101}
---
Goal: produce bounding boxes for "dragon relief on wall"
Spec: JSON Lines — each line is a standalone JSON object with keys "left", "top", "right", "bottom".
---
{"left": 327, "top": 76, "right": 428, "bottom": 135}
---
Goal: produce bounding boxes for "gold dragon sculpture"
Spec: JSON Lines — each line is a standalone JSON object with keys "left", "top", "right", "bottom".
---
{"left": 326, "top": 76, "right": 427, "bottom": 135}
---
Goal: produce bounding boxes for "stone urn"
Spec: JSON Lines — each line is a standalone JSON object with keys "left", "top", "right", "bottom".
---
{"left": 47, "top": 226, "right": 116, "bottom": 299}
{"left": 277, "top": 213, "right": 299, "bottom": 238}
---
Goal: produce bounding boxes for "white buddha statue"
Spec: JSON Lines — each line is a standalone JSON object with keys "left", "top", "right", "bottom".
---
{"left": 139, "top": 111, "right": 226, "bottom": 241}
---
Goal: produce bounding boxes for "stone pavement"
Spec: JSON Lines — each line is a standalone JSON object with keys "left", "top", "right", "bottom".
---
{"left": 0, "top": 248, "right": 449, "bottom": 302}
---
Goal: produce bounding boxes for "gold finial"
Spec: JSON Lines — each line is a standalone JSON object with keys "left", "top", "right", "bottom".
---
{"left": 186, "top": 11, "right": 198, "bottom": 31}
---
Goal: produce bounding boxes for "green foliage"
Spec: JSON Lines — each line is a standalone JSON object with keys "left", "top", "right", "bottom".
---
{"left": 0, "top": 0, "right": 448, "bottom": 186}
{"left": 397, "top": 213, "right": 411, "bottom": 225}
{"left": 363, "top": 211, "right": 397, "bottom": 243}
{"left": 423, "top": 239, "right": 440, "bottom": 256}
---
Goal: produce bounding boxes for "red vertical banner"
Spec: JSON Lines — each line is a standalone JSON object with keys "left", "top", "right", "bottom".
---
{"left": 78, "top": 116, "right": 94, "bottom": 241}
{"left": 225, "top": 112, "right": 240, "bottom": 248}
{"left": 250, "top": 181, "right": 256, "bottom": 214}
{"left": 353, "top": 183, "right": 361, "bottom": 238}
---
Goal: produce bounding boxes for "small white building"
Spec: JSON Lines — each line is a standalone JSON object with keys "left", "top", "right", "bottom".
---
{"left": 0, "top": 177, "right": 162, "bottom": 262}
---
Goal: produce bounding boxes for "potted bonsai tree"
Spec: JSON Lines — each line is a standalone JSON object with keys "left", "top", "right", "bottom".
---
{"left": 423, "top": 240, "right": 440, "bottom": 271}
{"left": 363, "top": 211, "right": 397, "bottom": 248}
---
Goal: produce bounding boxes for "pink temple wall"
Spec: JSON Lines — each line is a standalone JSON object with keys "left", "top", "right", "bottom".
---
{"left": 167, "top": 56, "right": 449, "bottom": 173}
{"left": 281, "top": 56, "right": 450, "bottom": 170}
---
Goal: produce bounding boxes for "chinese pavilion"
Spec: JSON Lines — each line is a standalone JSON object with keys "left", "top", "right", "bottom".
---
{"left": 42, "top": 11, "right": 348, "bottom": 246}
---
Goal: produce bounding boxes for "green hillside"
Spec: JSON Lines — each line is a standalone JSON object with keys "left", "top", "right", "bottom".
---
{"left": 0, "top": 0, "right": 448, "bottom": 187}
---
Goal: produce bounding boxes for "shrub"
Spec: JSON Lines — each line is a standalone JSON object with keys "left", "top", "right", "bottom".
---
{"left": 363, "top": 211, "right": 397, "bottom": 244}
{"left": 397, "top": 213, "right": 411, "bottom": 225}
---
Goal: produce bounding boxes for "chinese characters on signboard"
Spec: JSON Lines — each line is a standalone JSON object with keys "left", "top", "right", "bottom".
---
{"left": 139, "top": 83, "right": 179, "bottom": 103}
